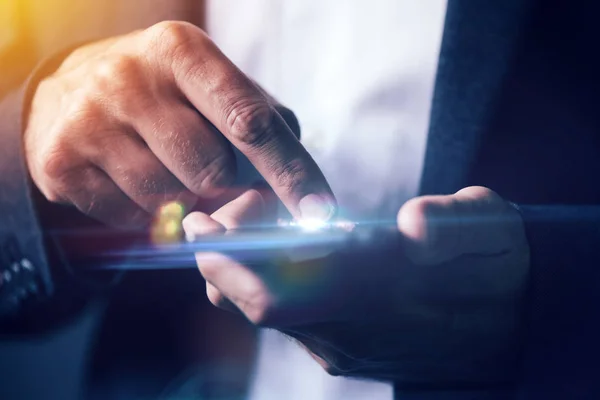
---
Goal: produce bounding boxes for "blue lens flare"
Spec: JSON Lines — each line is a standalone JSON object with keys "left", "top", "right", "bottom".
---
{"left": 92, "top": 219, "right": 370, "bottom": 270}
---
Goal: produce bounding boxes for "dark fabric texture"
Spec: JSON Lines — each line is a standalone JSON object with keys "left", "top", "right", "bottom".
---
{"left": 0, "top": 82, "right": 53, "bottom": 317}
{"left": 517, "top": 206, "right": 600, "bottom": 399}
{"left": 419, "top": 0, "right": 536, "bottom": 196}
{"left": 403, "top": 0, "right": 600, "bottom": 398}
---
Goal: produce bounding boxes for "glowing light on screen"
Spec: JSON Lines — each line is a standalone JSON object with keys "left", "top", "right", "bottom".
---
{"left": 281, "top": 218, "right": 356, "bottom": 233}
{"left": 295, "top": 218, "right": 328, "bottom": 232}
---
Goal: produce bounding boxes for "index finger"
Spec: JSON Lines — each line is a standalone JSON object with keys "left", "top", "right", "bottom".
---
{"left": 157, "top": 23, "right": 336, "bottom": 220}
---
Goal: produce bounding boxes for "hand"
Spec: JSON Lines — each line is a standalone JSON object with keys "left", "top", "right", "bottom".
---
{"left": 183, "top": 186, "right": 530, "bottom": 387}
{"left": 24, "top": 21, "right": 334, "bottom": 229}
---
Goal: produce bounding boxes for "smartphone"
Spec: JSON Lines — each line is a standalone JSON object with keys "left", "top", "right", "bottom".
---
{"left": 88, "top": 220, "right": 395, "bottom": 271}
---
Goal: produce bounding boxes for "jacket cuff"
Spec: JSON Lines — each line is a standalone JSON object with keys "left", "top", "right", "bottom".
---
{"left": 0, "top": 84, "right": 53, "bottom": 318}
{"left": 0, "top": 45, "right": 120, "bottom": 332}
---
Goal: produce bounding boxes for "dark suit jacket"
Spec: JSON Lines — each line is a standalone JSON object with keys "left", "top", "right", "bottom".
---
{"left": 414, "top": 0, "right": 600, "bottom": 398}
{"left": 2, "top": 0, "right": 600, "bottom": 399}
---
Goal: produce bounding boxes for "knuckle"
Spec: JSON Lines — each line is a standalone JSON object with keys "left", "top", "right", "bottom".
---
{"left": 240, "top": 188, "right": 265, "bottom": 208}
{"left": 39, "top": 141, "right": 76, "bottom": 184}
{"left": 411, "top": 196, "right": 436, "bottom": 220}
{"left": 145, "top": 20, "right": 203, "bottom": 62}
{"left": 148, "top": 20, "right": 194, "bottom": 43}
{"left": 398, "top": 197, "right": 434, "bottom": 235}
{"left": 225, "top": 100, "right": 276, "bottom": 148}
{"left": 397, "top": 197, "right": 440, "bottom": 259}
{"left": 64, "top": 89, "right": 105, "bottom": 127}
{"left": 34, "top": 111, "right": 102, "bottom": 200}
{"left": 455, "top": 186, "right": 502, "bottom": 204}
{"left": 95, "top": 54, "right": 140, "bottom": 82}
{"left": 91, "top": 56, "right": 148, "bottom": 116}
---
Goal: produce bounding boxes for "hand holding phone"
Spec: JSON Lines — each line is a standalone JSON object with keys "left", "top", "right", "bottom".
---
{"left": 182, "top": 187, "right": 530, "bottom": 386}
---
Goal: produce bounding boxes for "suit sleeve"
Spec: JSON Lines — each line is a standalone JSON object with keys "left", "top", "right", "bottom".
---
{"left": 517, "top": 205, "right": 600, "bottom": 397}
{"left": 0, "top": 49, "right": 122, "bottom": 334}
{"left": 0, "top": 81, "right": 54, "bottom": 318}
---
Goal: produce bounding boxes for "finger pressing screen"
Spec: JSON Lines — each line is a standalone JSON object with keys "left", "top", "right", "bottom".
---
{"left": 169, "top": 28, "right": 336, "bottom": 220}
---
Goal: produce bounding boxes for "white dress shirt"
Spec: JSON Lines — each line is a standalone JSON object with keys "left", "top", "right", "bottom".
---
{"left": 207, "top": 1, "right": 448, "bottom": 399}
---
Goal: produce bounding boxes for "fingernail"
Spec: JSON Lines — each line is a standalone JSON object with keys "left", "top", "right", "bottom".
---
{"left": 298, "top": 194, "right": 336, "bottom": 221}
{"left": 181, "top": 216, "right": 196, "bottom": 242}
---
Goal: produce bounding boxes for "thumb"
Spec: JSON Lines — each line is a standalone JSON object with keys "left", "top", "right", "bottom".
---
{"left": 396, "top": 186, "right": 526, "bottom": 265}
{"left": 210, "top": 189, "right": 266, "bottom": 230}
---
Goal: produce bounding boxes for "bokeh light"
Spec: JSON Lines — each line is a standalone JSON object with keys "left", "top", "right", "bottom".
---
{"left": 151, "top": 201, "right": 186, "bottom": 245}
